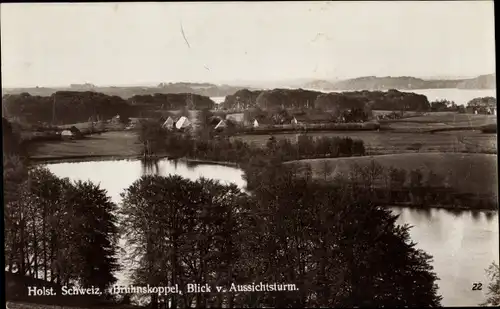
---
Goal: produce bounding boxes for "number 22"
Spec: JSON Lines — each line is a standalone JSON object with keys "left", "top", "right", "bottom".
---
{"left": 472, "top": 283, "right": 483, "bottom": 291}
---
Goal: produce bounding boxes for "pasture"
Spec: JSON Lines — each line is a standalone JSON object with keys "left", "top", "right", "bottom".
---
{"left": 382, "top": 112, "right": 496, "bottom": 129}
{"left": 28, "top": 131, "right": 142, "bottom": 159}
{"left": 290, "top": 153, "right": 498, "bottom": 196}
{"left": 233, "top": 111, "right": 497, "bottom": 154}
{"left": 233, "top": 130, "right": 497, "bottom": 154}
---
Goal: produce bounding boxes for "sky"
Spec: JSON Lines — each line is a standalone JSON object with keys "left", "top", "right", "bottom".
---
{"left": 1, "top": 1, "right": 496, "bottom": 88}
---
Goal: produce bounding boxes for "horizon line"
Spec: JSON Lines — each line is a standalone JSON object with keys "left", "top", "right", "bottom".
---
{"left": 2, "top": 73, "right": 494, "bottom": 89}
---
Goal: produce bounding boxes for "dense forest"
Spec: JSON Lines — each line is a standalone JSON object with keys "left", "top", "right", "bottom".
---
{"left": 2, "top": 91, "right": 216, "bottom": 125}
{"left": 2, "top": 92, "right": 135, "bottom": 125}
{"left": 129, "top": 93, "right": 215, "bottom": 110}
{"left": 467, "top": 96, "right": 497, "bottom": 108}
{"left": 222, "top": 89, "right": 264, "bottom": 110}
{"left": 221, "top": 88, "right": 430, "bottom": 112}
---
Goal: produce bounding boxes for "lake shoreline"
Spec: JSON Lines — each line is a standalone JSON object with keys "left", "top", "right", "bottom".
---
{"left": 384, "top": 202, "right": 498, "bottom": 212}
{"left": 29, "top": 153, "right": 240, "bottom": 168}
{"left": 34, "top": 154, "right": 498, "bottom": 212}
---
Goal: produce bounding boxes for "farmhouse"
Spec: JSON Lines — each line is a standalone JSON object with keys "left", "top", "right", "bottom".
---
{"left": 487, "top": 107, "right": 497, "bottom": 115}
{"left": 175, "top": 116, "right": 192, "bottom": 130}
{"left": 126, "top": 118, "right": 142, "bottom": 130}
{"left": 162, "top": 116, "right": 175, "bottom": 130}
{"left": 61, "top": 126, "right": 83, "bottom": 140}
{"left": 61, "top": 130, "right": 73, "bottom": 138}
{"left": 214, "top": 119, "right": 227, "bottom": 130}
{"left": 251, "top": 117, "right": 272, "bottom": 128}
{"left": 111, "top": 114, "right": 121, "bottom": 124}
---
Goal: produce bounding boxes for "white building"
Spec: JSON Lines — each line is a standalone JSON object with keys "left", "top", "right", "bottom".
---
{"left": 162, "top": 116, "right": 175, "bottom": 130}
{"left": 61, "top": 130, "right": 73, "bottom": 137}
{"left": 175, "top": 116, "right": 192, "bottom": 130}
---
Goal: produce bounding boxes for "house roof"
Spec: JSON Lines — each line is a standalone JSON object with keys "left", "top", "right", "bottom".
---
{"left": 175, "top": 116, "right": 191, "bottom": 129}
{"left": 69, "top": 126, "right": 82, "bottom": 134}
{"left": 162, "top": 117, "right": 175, "bottom": 127}
{"left": 214, "top": 119, "right": 227, "bottom": 129}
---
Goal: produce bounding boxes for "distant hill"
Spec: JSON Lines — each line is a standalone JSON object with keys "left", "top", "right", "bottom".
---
{"left": 333, "top": 76, "right": 431, "bottom": 91}
{"left": 304, "top": 74, "right": 496, "bottom": 91}
{"left": 303, "top": 80, "right": 337, "bottom": 90}
{"left": 457, "top": 74, "right": 496, "bottom": 89}
{"left": 2, "top": 82, "right": 250, "bottom": 99}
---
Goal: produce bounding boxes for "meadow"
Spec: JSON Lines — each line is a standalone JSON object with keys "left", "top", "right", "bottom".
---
{"left": 233, "top": 111, "right": 497, "bottom": 154}
{"left": 289, "top": 153, "right": 498, "bottom": 196}
{"left": 27, "top": 131, "right": 142, "bottom": 160}
{"left": 233, "top": 130, "right": 496, "bottom": 154}
{"left": 381, "top": 112, "right": 496, "bottom": 129}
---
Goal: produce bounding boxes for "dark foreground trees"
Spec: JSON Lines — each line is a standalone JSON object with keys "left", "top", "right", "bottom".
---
{"left": 481, "top": 262, "right": 500, "bottom": 306}
{"left": 120, "top": 176, "right": 249, "bottom": 308}
{"left": 120, "top": 167, "right": 442, "bottom": 308}
{"left": 4, "top": 165, "right": 119, "bottom": 292}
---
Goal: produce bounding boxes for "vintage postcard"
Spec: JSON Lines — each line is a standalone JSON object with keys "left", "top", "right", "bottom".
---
{"left": 2, "top": 1, "right": 498, "bottom": 308}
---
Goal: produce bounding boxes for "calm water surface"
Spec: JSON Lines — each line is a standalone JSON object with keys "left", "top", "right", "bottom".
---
{"left": 306, "top": 88, "right": 497, "bottom": 106}
{"left": 46, "top": 159, "right": 498, "bottom": 307}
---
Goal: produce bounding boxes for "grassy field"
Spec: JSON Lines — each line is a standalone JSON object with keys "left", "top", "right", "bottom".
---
{"left": 233, "top": 130, "right": 497, "bottom": 154}
{"left": 289, "top": 153, "right": 498, "bottom": 196}
{"left": 382, "top": 112, "right": 496, "bottom": 129}
{"left": 28, "top": 131, "right": 142, "bottom": 159}
{"left": 231, "top": 112, "right": 497, "bottom": 154}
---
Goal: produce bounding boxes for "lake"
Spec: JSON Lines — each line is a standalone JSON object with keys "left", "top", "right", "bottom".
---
{"left": 299, "top": 88, "right": 497, "bottom": 106}
{"left": 46, "top": 158, "right": 498, "bottom": 307}
{"left": 211, "top": 96, "right": 226, "bottom": 104}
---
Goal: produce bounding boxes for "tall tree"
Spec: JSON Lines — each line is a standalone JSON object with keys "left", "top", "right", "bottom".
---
{"left": 120, "top": 175, "right": 248, "bottom": 308}
{"left": 66, "top": 180, "right": 119, "bottom": 291}
{"left": 481, "top": 262, "right": 500, "bottom": 307}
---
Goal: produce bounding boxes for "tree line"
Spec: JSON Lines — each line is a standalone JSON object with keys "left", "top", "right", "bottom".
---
{"left": 1, "top": 91, "right": 217, "bottom": 126}
{"left": 221, "top": 88, "right": 431, "bottom": 112}
{"left": 138, "top": 119, "right": 366, "bottom": 162}
{"left": 304, "top": 159, "right": 497, "bottom": 210}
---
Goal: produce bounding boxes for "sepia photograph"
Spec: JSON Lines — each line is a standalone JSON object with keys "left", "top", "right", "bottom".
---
{"left": 2, "top": 1, "right": 498, "bottom": 308}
